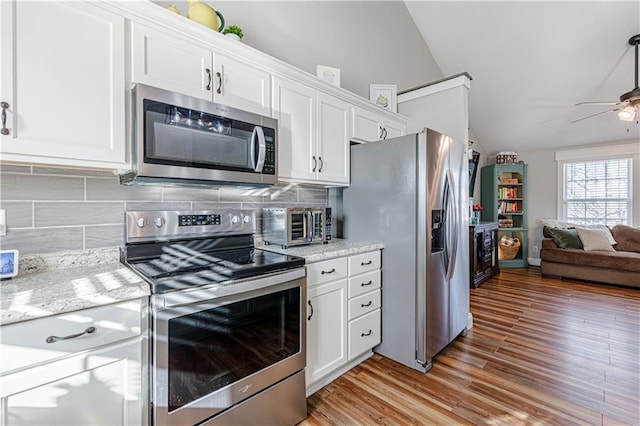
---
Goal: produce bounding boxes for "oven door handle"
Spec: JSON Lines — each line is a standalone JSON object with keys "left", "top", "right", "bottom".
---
{"left": 251, "top": 126, "right": 266, "bottom": 172}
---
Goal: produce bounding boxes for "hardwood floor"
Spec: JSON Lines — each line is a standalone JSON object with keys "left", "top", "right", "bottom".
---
{"left": 300, "top": 268, "right": 640, "bottom": 425}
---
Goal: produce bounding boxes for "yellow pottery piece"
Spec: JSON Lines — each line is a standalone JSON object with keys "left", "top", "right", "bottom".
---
{"left": 186, "top": 0, "right": 225, "bottom": 32}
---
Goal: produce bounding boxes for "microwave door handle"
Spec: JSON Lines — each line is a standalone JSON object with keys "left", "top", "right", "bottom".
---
{"left": 304, "top": 210, "right": 313, "bottom": 242}
{"left": 252, "top": 126, "right": 266, "bottom": 172}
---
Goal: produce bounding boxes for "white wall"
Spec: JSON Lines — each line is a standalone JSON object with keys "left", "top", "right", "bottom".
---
{"left": 153, "top": 1, "right": 443, "bottom": 98}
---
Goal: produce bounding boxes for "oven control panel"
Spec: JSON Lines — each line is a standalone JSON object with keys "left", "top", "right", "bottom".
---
{"left": 178, "top": 214, "right": 221, "bottom": 227}
{"left": 126, "top": 210, "right": 255, "bottom": 243}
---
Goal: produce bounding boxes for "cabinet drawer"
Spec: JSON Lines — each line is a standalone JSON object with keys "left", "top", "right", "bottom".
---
{"left": 348, "top": 270, "right": 381, "bottom": 298}
{"left": 348, "top": 251, "right": 381, "bottom": 276}
{"left": 348, "top": 289, "right": 381, "bottom": 321}
{"left": 348, "top": 309, "right": 381, "bottom": 360}
{"left": 306, "top": 257, "right": 348, "bottom": 286}
{"left": 0, "top": 299, "right": 144, "bottom": 375}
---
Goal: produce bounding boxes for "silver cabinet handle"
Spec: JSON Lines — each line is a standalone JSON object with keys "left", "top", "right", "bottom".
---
{"left": 312, "top": 156, "right": 317, "bottom": 172}
{"left": 46, "top": 326, "right": 96, "bottom": 344}
{"left": 382, "top": 127, "right": 388, "bottom": 139}
{"left": 379, "top": 126, "right": 384, "bottom": 139}
{"left": 361, "top": 260, "right": 372, "bottom": 266}
{"left": 216, "top": 71, "right": 222, "bottom": 94}
{"left": 205, "top": 68, "right": 212, "bottom": 91}
{"left": 361, "top": 330, "right": 372, "bottom": 337}
{"left": 361, "top": 280, "right": 373, "bottom": 287}
{"left": 361, "top": 301, "right": 373, "bottom": 307}
{"left": 318, "top": 157, "right": 323, "bottom": 173}
{"left": 307, "top": 300, "right": 314, "bottom": 321}
{"left": 321, "top": 268, "right": 335, "bottom": 275}
{"left": 1, "top": 102, "right": 9, "bottom": 135}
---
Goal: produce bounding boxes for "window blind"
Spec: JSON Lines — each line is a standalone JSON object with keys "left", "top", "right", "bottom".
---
{"left": 563, "top": 158, "right": 631, "bottom": 226}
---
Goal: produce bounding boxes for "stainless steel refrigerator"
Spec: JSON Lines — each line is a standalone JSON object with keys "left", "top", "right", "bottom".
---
{"left": 343, "top": 128, "right": 469, "bottom": 372}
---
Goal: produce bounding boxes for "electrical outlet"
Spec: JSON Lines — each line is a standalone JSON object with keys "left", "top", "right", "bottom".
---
{"left": 532, "top": 244, "right": 539, "bottom": 253}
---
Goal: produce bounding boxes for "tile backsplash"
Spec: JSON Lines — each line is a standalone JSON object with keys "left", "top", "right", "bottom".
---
{"left": 0, "top": 163, "right": 328, "bottom": 254}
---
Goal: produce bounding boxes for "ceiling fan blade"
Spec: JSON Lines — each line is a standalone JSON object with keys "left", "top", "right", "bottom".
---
{"left": 571, "top": 107, "right": 620, "bottom": 123}
{"left": 575, "top": 101, "right": 621, "bottom": 106}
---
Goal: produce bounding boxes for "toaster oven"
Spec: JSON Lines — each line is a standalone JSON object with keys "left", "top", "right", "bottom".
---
{"left": 262, "top": 207, "right": 331, "bottom": 248}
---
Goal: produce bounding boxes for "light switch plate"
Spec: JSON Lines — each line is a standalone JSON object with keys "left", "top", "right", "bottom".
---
{"left": 0, "top": 210, "right": 6, "bottom": 236}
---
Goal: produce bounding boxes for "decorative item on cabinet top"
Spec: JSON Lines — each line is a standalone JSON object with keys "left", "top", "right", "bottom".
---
{"left": 369, "top": 84, "right": 397, "bottom": 112}
{"left": 316, "top": 65, "right": 341, "bottom": 87}
{"left": 165, "top": 0, "right": 225, "bottom": 32}
{"left": 222, "top": 25, "right": 244, "bottom": 41}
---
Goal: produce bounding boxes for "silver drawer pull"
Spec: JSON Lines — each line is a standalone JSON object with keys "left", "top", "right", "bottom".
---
{"left": 361, "top": 301, "right": 373, "bottom": 307}
{"left": 46, "top": 326, "right": 96, "bottom": 344}
{"left": 361, "top": 260, "right": 373, "bottom": 266}
{"left": 321, "top": 268, "right": 335, "bottom": 275}
{"left": 361, "top": 280, "right": 373, "bottom": 287}
{"left": 361, "top": 330, "right": 372, "bottom": 337}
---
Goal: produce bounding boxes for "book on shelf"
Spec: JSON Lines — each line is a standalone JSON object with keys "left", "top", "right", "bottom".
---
{"left": 498, "top": 201, "right": 521, "bottom": 213}
{"left": 498, "top": 187, "right": 518, "bottom": 198}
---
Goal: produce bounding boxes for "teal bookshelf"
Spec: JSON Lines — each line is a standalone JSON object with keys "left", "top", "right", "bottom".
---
{"left": 480, "top": 164, "right": 528, "bottom": 268}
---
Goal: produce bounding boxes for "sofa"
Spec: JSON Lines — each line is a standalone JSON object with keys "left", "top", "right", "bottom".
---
{"left": 540, "top": 224, "right": 640, "bottom": 288}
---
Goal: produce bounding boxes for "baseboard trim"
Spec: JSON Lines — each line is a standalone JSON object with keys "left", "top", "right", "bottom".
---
{"left": 528, "top": 257, "right": 541, "bottom": 266}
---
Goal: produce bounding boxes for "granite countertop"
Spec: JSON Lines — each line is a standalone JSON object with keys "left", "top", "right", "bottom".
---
{"left": 260, "top": 238, "right": 384, "bottom": 263}
{"left": 0, "top": 248, "right": 150, "bottom": 326}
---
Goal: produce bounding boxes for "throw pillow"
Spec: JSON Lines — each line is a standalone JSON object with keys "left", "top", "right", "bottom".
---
{"left": 545, "top": 227, "right": 583, "bottom": 249}
{"left": 575, "top": 227, "right": 616, "bottom": 251}
{"left": 539, "top": 219, "right": 616, "bottom": 245}
{"left": 610, "top": 225, "right": 640, "bottom": 253}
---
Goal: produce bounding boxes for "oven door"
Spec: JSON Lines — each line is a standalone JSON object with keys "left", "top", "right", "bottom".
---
{"left": 151, "top": 268, "right": 306, "bottom": 426}
{"left": 287, "top": 209, "right": 325, "bottom": 246}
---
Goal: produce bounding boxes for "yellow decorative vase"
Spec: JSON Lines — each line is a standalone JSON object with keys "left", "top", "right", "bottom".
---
{"left": 186, "top": 0, "right": 225, "bottom": 32}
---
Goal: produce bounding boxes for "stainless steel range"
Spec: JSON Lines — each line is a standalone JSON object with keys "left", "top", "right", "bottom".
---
{"left": 121, "top": 210, "right": 307, "bottom": 426}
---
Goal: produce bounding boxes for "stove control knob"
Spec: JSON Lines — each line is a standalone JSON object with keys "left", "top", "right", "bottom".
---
{"left": 243, "top": 215, "right": 252, "bottom": 224}
{"left": 154, "top": 217, "right": 165, "bottom": 228}
{"left": 231, "top": 215, "right": 240, "bottom": 224}
{"left": 136, "top": 217, "right": 146, "bottom": 228}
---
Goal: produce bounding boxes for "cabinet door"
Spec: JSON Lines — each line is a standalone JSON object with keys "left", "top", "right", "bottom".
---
{"left": 316, "top": 92, "right": 349, "bottom": 185}
{"left": 0, "top": 1, "right": 126, "bottom": 167}
{"left": 131, "top": 21, "right": 213, "bottom": 100}
{"left": 0, "top": 338, "right": 143, "bottom": 426}
{"left": 351, "top": 107, "right": 382, "bottom": 142}
{"left": 273, "top": 77, "right": 316, "bottom": 182}
{"left": 214, "top": 53, "right": 271, "bottom": 116}
{"left": 383, "top": 118, "right": 406, "bottom": 139}
{"left": 306, "top": 280, "right": 348, "bottom": 385}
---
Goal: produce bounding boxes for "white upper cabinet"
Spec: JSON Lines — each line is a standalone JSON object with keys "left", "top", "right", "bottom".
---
{"left": 274, "top": 77, "right": 349, "bottom": 186}
{"left": 351, "top": 106, "right": 406, "bottom": 143}
{"left": 317, "top": 92, "right": 350, "bottom": 185}
{"left": 131, "top": 22, "right": 271, "bottom": 117}
{"left": 0, "top": 1, "right": 127, "bottom": 168}
{"left": 214, "top": 53, "right": 272, "bottom": 116}
{"left": 131, "top": 21, "right": 213, "bottom": 100}
{"left": 273, "top": 77, "right": 317, "bottom": 182}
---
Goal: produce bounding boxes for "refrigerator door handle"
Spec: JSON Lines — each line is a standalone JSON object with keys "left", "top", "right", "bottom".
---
{"left": 446, "top": 169, "right": 459, "bottom": 281}
{"left": 442, "top": 174, "right": 451, "bottom": 273}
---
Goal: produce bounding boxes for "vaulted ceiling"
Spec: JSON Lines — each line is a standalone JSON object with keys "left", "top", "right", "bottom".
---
{"left": 404, "top": 1, "right": 640, "bottom": 154}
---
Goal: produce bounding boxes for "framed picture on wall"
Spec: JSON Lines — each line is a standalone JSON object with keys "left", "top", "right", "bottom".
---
{"left": 369, "top": 84, "right": 397, "bottom": 112}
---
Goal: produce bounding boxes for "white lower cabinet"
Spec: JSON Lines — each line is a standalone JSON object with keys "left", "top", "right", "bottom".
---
{"left": 305, "top": 250, "right": 382, "bottom": 396}
{"left": 0, "top": 299, "right": 147, "bottom": 426}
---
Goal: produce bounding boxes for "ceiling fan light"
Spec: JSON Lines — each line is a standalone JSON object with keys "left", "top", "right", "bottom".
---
{"left": 618, "top": 106, "right": 636, "bottom": 121}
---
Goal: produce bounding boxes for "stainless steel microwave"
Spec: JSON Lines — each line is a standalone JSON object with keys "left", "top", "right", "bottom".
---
{"left": 120, "top": 84, "right": 278, "bottom": 186}
{"left": 263, "top": 207, "right": 332, "bottom": 248}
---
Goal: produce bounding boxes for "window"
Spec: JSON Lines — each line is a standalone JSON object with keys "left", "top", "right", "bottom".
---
{"left": 562, "top": 158, "right": 632, "bottom": 226}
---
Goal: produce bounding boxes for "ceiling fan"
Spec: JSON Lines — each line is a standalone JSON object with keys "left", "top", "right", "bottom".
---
{"left": 573, "top": 34, "right": 640, "bottom": 123}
